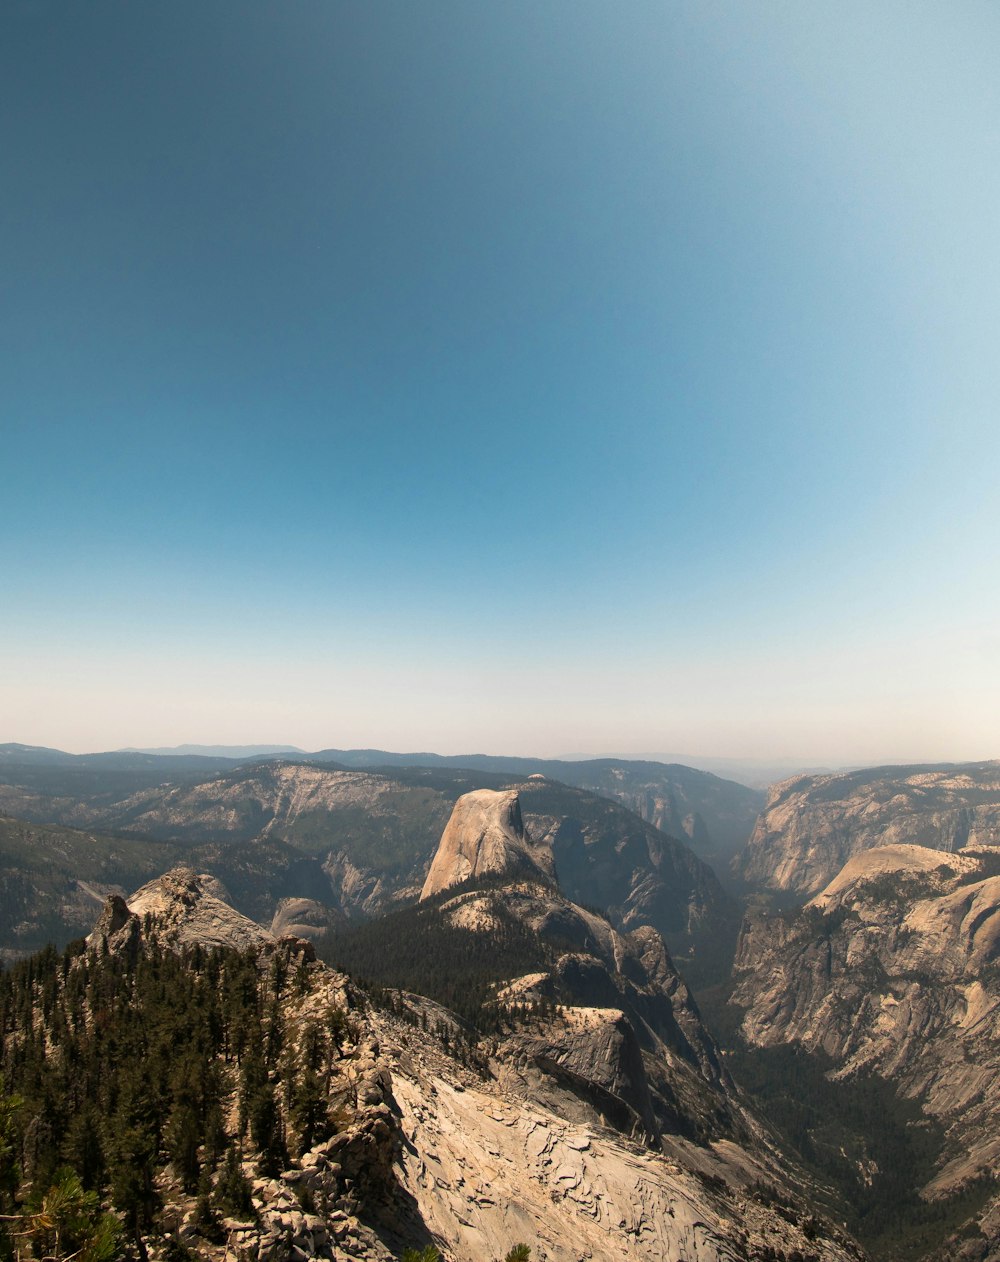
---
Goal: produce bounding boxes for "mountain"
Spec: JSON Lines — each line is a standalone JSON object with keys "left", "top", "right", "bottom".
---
{"left": 0, "top": 763, "right": 732, "bottom": 962}
{"left": 0, "top": 741, "right": 243, "bottom": 772}
{"left": 419, "top": 788, "right": 554, "bottom": 897}
{"left": 0, "top": 744, "right": 763, "bottom": 867}
{"left": 0, "top": 855, "right": 865, "bottom": 1262}
{"left": 333, "top": 787, "right": 739, "bottom": 1147}
{"left": 730, "top": 842, "right": 1000, "bottom": 1259}
{"left": 736, "top": 761, "right": 1000, "bottom": 896}
{"left": 309, "top": 750, "right": 764, "bottom": 865}
{"left": 129, "top": 744, "right": 307, "bottom": 757}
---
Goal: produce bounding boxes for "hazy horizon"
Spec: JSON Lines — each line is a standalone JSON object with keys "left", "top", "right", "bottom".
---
{"left": 4, "top": 3, "right": 998, "bottom": 764}
{"left": 3, "top": 735, "right": 993, "bottom": 781}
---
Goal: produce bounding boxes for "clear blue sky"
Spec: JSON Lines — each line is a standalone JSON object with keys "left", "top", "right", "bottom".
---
{"left": 3, "top": 1, "right": 999, "bottom": 762}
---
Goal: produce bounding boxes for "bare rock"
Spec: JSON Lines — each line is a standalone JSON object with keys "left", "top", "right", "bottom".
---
{"left": 124, "top": 867, "right": 277, "bottom": 952}
{"left": 420, "top": 789, "right": 554, "bottom": 900}
{"left": 737, "top": 761, "right": 1000, "bottom": 896}
{"left": 271, "top": 897, "right": 343, "bottom": 942}
{"left": 733, "top": 842, "right": 1000, "bottom": 1224}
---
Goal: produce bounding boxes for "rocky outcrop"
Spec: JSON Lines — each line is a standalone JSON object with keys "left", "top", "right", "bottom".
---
{"left": 737, "top": 761, "right": 1000, "bottom": 896}
{"left": 419, "top": 790, "right": 554, "bottom": 899}
{"left": 270, "top": 896, "right": 344, "bottom": 941}
{"left": 388, "top": 1063, "right": 860, "bottom": 1262}
{"left": 90, "top": 867, "right": 278, "bottom": 954}
{"left": 732, "top": 842, "right": 1000, "bottom": 1247}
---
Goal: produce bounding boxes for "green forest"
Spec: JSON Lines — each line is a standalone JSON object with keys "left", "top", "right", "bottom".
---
{"left": 0, "top": 937, "right": 352, "bottom": 1262}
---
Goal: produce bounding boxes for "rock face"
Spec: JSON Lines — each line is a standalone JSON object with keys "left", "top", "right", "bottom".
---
{"left": 419, "top": 789, "right": 554, "bottom": 899}
{"left": 527, "top": 800, "right": 728, "bottom": 939}
{"left": 732, "top": 842, "right": 1000, "bottom": 1252}
{"left": 737, "top": 761, "right": 1000, "bottom": 896}
{"left": 389, "top": 1065, "right": 854, "bottom": 1262}
{"left": 90, "top": 867, "right": 278, "bottom": 954}
{"left": 270, "top": 896, "right": 344, "bottom": 941}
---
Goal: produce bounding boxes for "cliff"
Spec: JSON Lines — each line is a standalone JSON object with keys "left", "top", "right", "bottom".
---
{"left": 732, "top": 842, "right": 1000, "bottom": 1257}
{"left": 419, "top": 789, "right": 554, "bottom": 899}
{"left": 736, "top": 761, "right": 1000, "bottom": 896}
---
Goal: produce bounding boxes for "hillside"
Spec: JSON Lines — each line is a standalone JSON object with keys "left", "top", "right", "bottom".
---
{"left": 0, "top": 814, "right": 179, "bottom": 960}
{"left": 0, "top": 857, "right": 865, "bottom": 1262}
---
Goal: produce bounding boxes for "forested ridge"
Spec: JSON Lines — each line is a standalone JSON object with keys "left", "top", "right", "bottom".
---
{"left": 0, "top": 936, "right": 355, "bottom": 1262}
{"left": 317, "top": 884, "right": 556, "bottom": 1030}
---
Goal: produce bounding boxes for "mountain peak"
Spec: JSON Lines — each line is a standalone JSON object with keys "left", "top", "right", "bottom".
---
{"left": 90, "top": 866, "right": 278, "bottom": 954}
{"left": 420, "top": 788, "right": 554, "bottom": 900}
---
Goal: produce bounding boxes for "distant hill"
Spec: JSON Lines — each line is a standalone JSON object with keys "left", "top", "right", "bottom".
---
{"left": 127, "top": 743, "right": 307, "bottom": 758}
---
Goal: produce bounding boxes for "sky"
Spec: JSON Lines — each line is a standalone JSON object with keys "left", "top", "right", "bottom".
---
{"left": 2, "top": 1, "right": 999, "bottom": 765}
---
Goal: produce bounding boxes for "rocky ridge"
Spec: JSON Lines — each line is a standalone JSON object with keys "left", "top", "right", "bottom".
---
{"left": 732, "top": 842, "right": 1000, "bottom": 1257}
{"left": 737, "top": 761, "right": 1000, "bottom": 896}
{"left": 429, "top": 875, "right": 731, "bottom": 1145}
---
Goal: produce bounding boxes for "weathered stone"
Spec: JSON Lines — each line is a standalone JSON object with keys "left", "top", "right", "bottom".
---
{"left": 738, "top": 761, "right": 1000, "bottom": 895}
{"left": 420, "top": 790, "right": 554, "bottom": 899}
{"left": 734, "top": 841, "right": 1000, "bottom": 1241}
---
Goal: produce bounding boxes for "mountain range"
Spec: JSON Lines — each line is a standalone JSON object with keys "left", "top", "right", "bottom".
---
{"left": 0, "top": 787, "right": 865, "bottom": 1262}
{"left": 9, "top": 743, "right": 1000, "bottom": 1259}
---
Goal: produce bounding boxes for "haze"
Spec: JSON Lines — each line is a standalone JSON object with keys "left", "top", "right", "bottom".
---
{"left": 3, "top": 3, "right": 998, "bottom": 766}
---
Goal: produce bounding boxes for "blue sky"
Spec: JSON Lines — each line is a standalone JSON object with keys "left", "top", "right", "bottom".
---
{"left": 3, "top": 2, "right": 999, "bottom": 762}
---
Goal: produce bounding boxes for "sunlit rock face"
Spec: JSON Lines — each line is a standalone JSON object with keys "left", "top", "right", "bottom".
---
{"left": 733, "top": 842, "right": 1000, "bottom": 1243}
{"left": 737, "top": 761, "right": 1000, "bottom": 896}
{"left": 419, "top": 788, "right": 554, "bottom": 899}
{"left": 90, "top": 866, "right": 277, "bottom": 954}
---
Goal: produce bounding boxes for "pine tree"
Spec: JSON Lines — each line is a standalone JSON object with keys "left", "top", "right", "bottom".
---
{"left": 214, "top": 1147, "right": 254, "bottom": 1221}
{"left": 66, "top": 1104, "right": 106, "bottom": 1192}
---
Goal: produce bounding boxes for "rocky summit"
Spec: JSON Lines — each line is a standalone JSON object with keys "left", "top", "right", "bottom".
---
{"left": 89, "top": 866, "right": 280, "bottom": 955}
{"left": 419, "top": 788, "right": 554, "bottom": 899}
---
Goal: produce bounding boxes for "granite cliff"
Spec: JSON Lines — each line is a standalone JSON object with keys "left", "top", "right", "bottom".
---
{"left": 732, "top": 842, "right": 1000, "bottom": 1258}
{"left": 736, "top": 761, "right": 1000, "bottom": 896}
{"left": 419, "top": 789, "right": 554, "bottom": 898}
